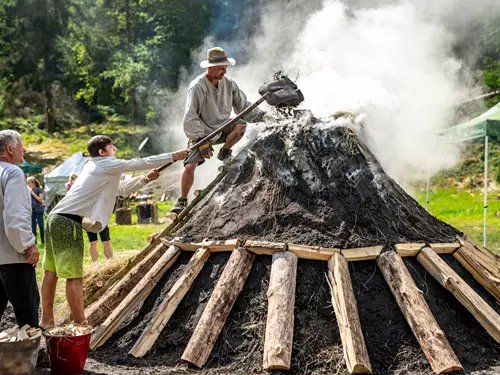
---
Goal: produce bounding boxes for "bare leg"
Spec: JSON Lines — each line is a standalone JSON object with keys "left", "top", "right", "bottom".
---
{"left": 40, "top": 271, "right": 58, "bottom": 328}
{"left": 180, "top": 162, "right": 198, "bottom": 198}
{"left": 102, "top": 240, "right": 113, "bottom": 259}
{"left": 223, "top": 123, "right": 246, "bottom": 149}
{"left": 66, "top": 278, "right": 86, "bottom": 325}
{"left": 89, "top": 241, "right": 99, "bottom": 263}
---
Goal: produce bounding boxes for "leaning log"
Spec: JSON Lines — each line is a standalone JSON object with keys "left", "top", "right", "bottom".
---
{"left": 454, "top": 247, "right": 500, "bottom": 302}
{"left": 128, "top": 247, "right": 210, "bottom": 358}
{"left": 181, "top": 247, "right": 255, "bottom": 367}
{"left": 417, "top": 247, "right": 500, "bottom": 343}
{"left": 263, "top": 251, "right": 298, "bottom": 370}
{"left": 377, "top": 251, "right": 463, "bottom": 373}
{"left": 458, "top": 237, "right": 500, "bottom": 279}
{"left": 90, "top": 245, "right": 180, "bottom": 350}
{"left": 86, "top": 242, "right": 169, "bottom": 326}
{"left": 327, "top": 253, "right": 371, "bottom": 374}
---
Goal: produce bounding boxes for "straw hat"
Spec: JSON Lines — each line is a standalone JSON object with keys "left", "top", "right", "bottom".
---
{"left": 200, "top": 47, "right": 236, "bottom": 68}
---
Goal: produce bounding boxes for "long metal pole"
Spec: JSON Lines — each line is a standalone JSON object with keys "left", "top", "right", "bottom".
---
{"left": 483, "top": 135, "right": 488, "bottom": 247}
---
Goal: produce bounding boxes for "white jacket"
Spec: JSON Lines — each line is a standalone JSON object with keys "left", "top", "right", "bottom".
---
{"left": 52, "top": 153, "right": 173, "bottom": 233}
{"left": 0, "top": 162, "right": 36, "bottom": 265}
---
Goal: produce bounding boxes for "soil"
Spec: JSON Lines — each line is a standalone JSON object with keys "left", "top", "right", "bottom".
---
{"left": 175, "top": 113, "right": 460, "bottom": 248}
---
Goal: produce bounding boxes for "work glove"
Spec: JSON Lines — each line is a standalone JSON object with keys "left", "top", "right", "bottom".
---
{"left": 262, "top": 112, "right": 276, "bottom": 123}
{"left": 198, "top": 141, "right": 214, "bottom": 159}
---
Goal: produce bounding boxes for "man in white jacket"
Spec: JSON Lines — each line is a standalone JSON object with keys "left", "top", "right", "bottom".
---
{"left": 0, "top": 130, "right": 40, "bottom": 327}
{"left": 40, "top": 135, "right": 189, "bottom": 328}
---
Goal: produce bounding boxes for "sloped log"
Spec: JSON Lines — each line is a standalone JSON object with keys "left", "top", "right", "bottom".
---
{"left": 86, "top": 243, "right": 169, "bottom": 326}
{"left": 128, "top": 247, "right": 210, "bottom": 358}
{"left": 327, "top": 253, "right": 371, "bottom": 374}
{"left": 395, "top": 243, "right": 425, "bottom": 257}
{"left": 454, "top": 247, "right": 500, "bottom": 302}
{"left": 288, "top": 243, "right": 340, "bottom": 260}
{"left": 341, "top": 246, "right": 383, "bottom": 261}
{"left": 377, "top": 251, "right": 463, "bottom": 373}
{"left": 90, "top": 245, "right": 180, "bottom": 350}
{"left": 417, "top": 247, "right": 500, "bottom": 343}
{"left": 244, "top": 240, "right": 287, "bottom": 255}
{"left": 181, "top": 247, "right": 255, "bottom": 367}
{"left": 263, "top": 251, "right": 298, "bottom": 370}
{"left": 458, "top": 237, "right": 500, "bottom": 279}
{"left": 430, "top": 243, "right": 460, "bottom": 254}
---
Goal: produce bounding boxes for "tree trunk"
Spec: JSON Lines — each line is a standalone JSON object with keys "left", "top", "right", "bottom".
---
{"left": 44, "top": 57, "right": 55, "bottom": 133}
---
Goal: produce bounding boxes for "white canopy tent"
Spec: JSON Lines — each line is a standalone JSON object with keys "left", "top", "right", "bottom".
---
{"left": 44, "top": 152, "right": 90, "bottom": 210}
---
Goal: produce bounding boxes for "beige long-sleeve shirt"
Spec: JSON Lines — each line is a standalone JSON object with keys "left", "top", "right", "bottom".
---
{"left": 183, "top": 73, "right": 264, "bottom": 141}
{"left": 52, "top": 153, "right": 173, "bottom": 233}
{"left": 0, "top": 162, "right": 36, "bottom": 265}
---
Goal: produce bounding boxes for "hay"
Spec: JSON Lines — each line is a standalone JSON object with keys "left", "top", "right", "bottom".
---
{"left": 83, "top": 256, "right": 125, "bottom": 307}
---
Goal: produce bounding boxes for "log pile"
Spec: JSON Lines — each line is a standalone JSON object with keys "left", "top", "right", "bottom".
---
{"left": 0, "top": 325, "right": 42, "bottom": 342}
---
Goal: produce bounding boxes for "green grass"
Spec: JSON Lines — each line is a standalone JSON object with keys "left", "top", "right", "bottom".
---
{"left": 35, "top": 201, "right": 173, "bottom": 319}
{"left": 413, "top": 188, "right": 500, "bottom": 253}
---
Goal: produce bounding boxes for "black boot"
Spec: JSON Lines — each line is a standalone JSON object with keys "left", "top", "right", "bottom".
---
{"left": 217, "top": 147, "right": 232, "bottom": 161}
{"left": 171, "top": 197, "right": 188, "bottom": 214}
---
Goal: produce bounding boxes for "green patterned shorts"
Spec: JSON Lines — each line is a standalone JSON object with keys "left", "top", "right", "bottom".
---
{"left": 43, "top": 213, "right": 84, "bottom": 279}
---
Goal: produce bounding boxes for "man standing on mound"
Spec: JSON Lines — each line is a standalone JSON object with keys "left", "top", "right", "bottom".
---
{"left": 40, "top": 135, "right": 189, "bottom": 328}
{"left": 171, "top": 46, "right": 271, "bottom": 214}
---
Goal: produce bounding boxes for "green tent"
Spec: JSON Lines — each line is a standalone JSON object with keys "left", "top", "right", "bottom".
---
{"left": 18, "top": 161, "right": 42, "bottom": 174}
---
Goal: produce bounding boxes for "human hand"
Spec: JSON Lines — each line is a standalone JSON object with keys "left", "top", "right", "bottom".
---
{"left": 25, "top": 244, "right": 39, "bottom": 266}
{"left": 199, "top": 142, "right": 214, "bottom": 159}
{"left": 143, "top": 169, "right": 160, "bottom": 183}
{"left": 172, "top": 149, "right": 191, "bottom": 161}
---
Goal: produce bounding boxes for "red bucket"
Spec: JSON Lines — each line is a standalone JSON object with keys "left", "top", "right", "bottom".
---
{"left": 43, "top": 332, "right": 91, "bottom": 375}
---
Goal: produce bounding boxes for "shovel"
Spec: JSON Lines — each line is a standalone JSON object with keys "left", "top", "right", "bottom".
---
{"left": 156, "top": 75, "right": 304, "bottom": 173}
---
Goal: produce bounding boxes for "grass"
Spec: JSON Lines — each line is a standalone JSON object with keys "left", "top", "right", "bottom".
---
{"left": 35, "top": 201, "right": 173, "bottom": 321}
{"left": 413, "top": 188, "right": 500, "bottom": 253}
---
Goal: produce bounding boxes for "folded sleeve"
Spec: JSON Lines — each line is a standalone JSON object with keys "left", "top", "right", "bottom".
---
{"left": 3, "top": 169, "right": 36, "bottom": 253}
{"left": 117, "top": 175, "right": 147, "bottom": 197}
{"left": 183, "top": 84, "right": 212, "bottom": 140}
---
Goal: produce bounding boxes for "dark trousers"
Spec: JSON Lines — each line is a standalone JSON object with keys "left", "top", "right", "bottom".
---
{"left": 0, "top": 263, "right": 40, "bottom": 327}
{"left": 32, "top": 211, "right": 44, "bottom": 243}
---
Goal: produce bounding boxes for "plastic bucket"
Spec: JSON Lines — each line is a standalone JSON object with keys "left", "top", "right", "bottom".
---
{"left": 44, "top": 332, "right": 91, "bottom": 375}
{"left": 0, "top": 335, "right": 41, "bottom": 375}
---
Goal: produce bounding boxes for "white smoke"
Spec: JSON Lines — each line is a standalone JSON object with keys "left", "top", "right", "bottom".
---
{"left": 160, "top": 0, "right": 498, "bottom": 193}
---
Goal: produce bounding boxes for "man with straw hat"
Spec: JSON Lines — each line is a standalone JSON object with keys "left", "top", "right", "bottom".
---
{"left": 172, "top": 47, "right": 271, "bottom": 214}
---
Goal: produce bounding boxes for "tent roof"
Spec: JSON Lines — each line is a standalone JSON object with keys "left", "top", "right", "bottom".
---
{"left": 44, "top": 152, "right": 89, "bottom": 182}
{"left": 441, "top": 102, "right": 500, "bottom": 142}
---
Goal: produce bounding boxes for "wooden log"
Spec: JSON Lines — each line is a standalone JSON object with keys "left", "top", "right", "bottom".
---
{"left": 454, "top": 247, "right": 500, "bottom": 302}
{"left": 395, "top": 243, "right": 425, "bottom": 257}
{"left": 458, "top": 237, "right": 500, "bottom": 278}
{"left": 244, "top": 240, "right": 287, "bottom": 255}
{"left": 263, "top": 251, "right": 297, "bottom": 370}
{"left": 161, "top": 237, "right": 240, "bottom": 252}
{"left": 377, "top": 251, "right": 463, "bottom": 373}
{"left": 128, "top": 247, "right": 210, "bottom": 358}
{"left": 181, "top": 247, "right": 255, "bottom": 366}
{"left": 288, "top": 243, "right": 340, "bottom": 261}
{"left": 327, "top": 254, "right": 371, "bottom": 374}
{"left": 341, "top": 246, "right": 383, "bottom": 261}
{"left": 89, "top": 245, "right": 180, "bottom": 350}
{"left": 86, "top": 243, "right": 169, "bottom": 326}
{"left": 430, "top": 243, "right": 460, "bottom": 254}
{"left": 417, "top": 247, "right": 500, "bottom": 343}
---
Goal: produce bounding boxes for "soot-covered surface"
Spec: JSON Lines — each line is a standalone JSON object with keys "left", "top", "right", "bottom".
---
{"left": 176, "top": 114, "right": 459, "bottom": 248}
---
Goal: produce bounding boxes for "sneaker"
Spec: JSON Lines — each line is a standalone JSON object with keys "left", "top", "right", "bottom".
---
{"left": 217, "top": 147, "right": 232, "bottom": 161}
{"left": 171, "top": 197, "right": 188, "bottom": 214}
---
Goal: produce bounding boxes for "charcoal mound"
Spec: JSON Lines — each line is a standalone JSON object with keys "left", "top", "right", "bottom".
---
{"left": 177, "top": 114, "right": 459, "bottom": 248}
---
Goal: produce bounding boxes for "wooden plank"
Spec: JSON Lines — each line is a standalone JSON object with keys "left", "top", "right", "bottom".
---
{"left": 181, "top": 247, "right": 255, "bottom": 367}
{"left": 263, "top": 251, "right": 297, "bottom": 370}
{"left": 161, "top": 238, "right": 240, "bottom": 252}
{"left": 461, "top": 235, "right": 498, "bottom": 260}
{"left": 245, "top": 240, "right": 287, "bottom": 255}
{"left": 86, "top": 242, "right": 169, "bottom": 327}
{"left": 288, "top": 243, "right": 340, "bottom": 261}
{"left": 454, "top": 248, "right": 500, "bottom": 302}
{"left": 377, "top": 251, "right": 463, "bottom": 373}
{"left": 395, "top": 243, "right": 425, "bottom": 257}
{"left": 458, "top": 238, "right": 500, "bottom": 278}
{"left": 417, "top": 247, "right": 500, "bottom": 343}
{"left": 128, "top": 248, "right": 210, "bottom": 358}
{"left": 430, "top": 243, "right": 460, "bottom": 254}
{"left": 341, "top": 246, "right": 383, "bottom": 261}
{"left": 89, "top": 245, "right": 180, "bottom": 350}
{"left": 327, "top": 254, "right": 371, "bottom": 374}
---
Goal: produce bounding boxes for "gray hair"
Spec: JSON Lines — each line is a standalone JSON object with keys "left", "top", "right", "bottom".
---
{"left": 0, "top": 130, "right": 21, "bottom": 155}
